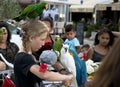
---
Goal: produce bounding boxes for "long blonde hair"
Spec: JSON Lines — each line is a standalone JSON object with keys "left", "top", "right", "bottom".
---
{"left": 21, "top": 19, "right": 48, "bottom": 52}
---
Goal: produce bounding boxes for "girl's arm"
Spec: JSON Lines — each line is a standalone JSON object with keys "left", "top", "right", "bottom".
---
{"left": 30, "top": 64, "right": 73, "bottom": 86}
{"left": 112, "top": 31, "right": 120, "bottom": 38}
{"left": 87, "top": 47, "right": 94, "bottom": 60}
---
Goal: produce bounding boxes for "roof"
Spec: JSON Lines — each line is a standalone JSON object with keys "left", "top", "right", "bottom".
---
{"left": 70, "top": 0, "right": 100, "bottom": 12}
{"left": 41, "top": 0, "right": 80, "bottom": 5}
{"left": 96, "top": 0, "right": 113, "bottom": 10}
{"left": 112, "top": 1, "right": 120, "bottom": 10}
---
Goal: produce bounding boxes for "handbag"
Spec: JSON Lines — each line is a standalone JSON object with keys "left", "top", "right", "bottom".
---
{"left": 2, "top": 76, "right": 16, "bottom": 87}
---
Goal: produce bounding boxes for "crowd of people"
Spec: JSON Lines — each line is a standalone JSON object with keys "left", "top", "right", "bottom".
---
{"left": 0, "top": 4, "right": 120, "bottom": 86}
{"left": 0, "top": 17, "right": 120, "bottom": 86}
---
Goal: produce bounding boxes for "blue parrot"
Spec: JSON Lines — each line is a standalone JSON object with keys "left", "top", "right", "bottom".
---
{"left": 64, "top": 41, "right": 87, "bottom": 87}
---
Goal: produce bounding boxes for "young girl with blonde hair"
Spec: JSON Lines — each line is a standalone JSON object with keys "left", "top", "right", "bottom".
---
{"left": 14, "top": 19, "right": 73, "bottom": 87}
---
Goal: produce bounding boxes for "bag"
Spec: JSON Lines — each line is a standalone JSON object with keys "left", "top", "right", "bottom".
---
{"left": 2, "top": 77, "right": 16, "bottom": 87}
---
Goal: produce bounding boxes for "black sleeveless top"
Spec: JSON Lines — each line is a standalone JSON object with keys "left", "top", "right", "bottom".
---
{"left": 92, "top": 50, "right": 105, "bottom": 62}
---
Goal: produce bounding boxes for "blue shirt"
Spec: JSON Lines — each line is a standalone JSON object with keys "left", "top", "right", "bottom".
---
{"left": 64, "top": 37, "right": 80, "bottom": 47}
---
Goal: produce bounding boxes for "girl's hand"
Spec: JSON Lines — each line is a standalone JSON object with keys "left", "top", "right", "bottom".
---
{"left": 63, "top": 74, "right": 73, "bottom": 86}
{"left": 0, "top": 60, "right": 6, "bottom": 71}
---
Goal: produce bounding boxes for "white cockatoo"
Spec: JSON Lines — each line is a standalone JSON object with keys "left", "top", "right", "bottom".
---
{"left": 60, "top": 44, "right": 78, "bottom": 87}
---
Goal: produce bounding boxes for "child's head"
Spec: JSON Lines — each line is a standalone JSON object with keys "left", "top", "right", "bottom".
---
{"left": 94, "top": 28, "right": 115, "bottom": 47}
{"left": 65, "top": 24, "right": 76, "bottom": 40}
{"left": 21, "top": 19, "right": 49, "bottom": 52}
{"left": 41, "top": 17, "right": 53, "bottom": 33}
{"left": 81, "top": 44, "right": 90, "bottom": 54}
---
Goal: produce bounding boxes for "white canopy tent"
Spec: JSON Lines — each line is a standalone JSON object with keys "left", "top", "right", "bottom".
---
{"left": 70, "top": 0, "right": 99, "bottom": 12}
{"left": 41, "top": 0, "right": 80, "bottom": 5}
{"left": 96, "top": 0, "right": 113, "bottom": 11}
{"left": 70, "top": 0, "right": 115, "bottom": 12}
{"left": 112, "top": 1, "right": 120, "bottom": 10}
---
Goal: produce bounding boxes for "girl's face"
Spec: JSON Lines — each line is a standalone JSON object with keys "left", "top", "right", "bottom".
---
{"left": 1, "top": 29, "right": 8, "bottom": 43}
{"left": 98, "top": 32, "right": 110, "bottom": 46}
{"left": 81, "top": 48, "right": 88, "bottom": 54}
{"left": 30, "top": 32, "right": 48, "bottom": 52}
{"left": 45, "top": 4, "right": 48, "bottom": 10}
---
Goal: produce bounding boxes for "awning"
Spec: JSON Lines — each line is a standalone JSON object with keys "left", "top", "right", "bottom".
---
{"left": 112, "top": 1, "right": 120, "bottom": 10}
{"left": 41, "top": 0, "right": 80, "bottom": 5}
{"left": 70, "top": 0, "right": 99, "bottom": 12}
{"left": 96, "top": 0, "right": 113, "bottom": 11}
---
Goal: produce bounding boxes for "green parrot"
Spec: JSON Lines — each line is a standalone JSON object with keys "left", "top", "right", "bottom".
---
{"left": 14, "top": 2, "right": 47, "bottom": 21}
{"left": 53, "top": 35, "right": 63, "bottom": 61}
{"left": 0, "top": 27, "right": 5, "bottom": 42}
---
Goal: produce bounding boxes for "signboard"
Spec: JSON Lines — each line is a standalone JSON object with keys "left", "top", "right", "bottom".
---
{"left": 76, "top": 22, "right": 84, "bottom": 45}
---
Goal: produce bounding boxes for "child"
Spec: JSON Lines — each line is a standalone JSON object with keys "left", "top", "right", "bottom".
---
{"left": 79, "top": 44, "right": 90, "bottom": 61}
{"left": 14, "top": 19, "right": 73, "bottom": 87}
{"left": 64, "top": 24, "right": 81, "bottom": 54}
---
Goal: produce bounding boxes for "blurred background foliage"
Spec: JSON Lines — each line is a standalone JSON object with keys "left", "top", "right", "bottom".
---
{"left": 0, "top": 0, "right": 21, "bottom": 20}
{"left": 84, "top": 23, "right": 119, "bottom": 37}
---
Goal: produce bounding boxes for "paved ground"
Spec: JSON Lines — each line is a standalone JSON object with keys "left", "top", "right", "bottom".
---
{"left": 83, "top": 38, "right": 94, "bottom": 46}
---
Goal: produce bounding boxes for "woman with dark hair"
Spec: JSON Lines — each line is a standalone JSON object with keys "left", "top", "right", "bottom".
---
{"left": 0, "top": 21, "right": 19, "bottom": 68}
{"left": 86, "top": 37, "right": 120, "bottom": 87}
{"left": 0, "top": 21, "right": 19, "bottom": 86}
{"left": 94, "top": 28, "right": 115, "bottom": 47}
{"left": 87, "top": 28, "right": 115, "bottom": 62}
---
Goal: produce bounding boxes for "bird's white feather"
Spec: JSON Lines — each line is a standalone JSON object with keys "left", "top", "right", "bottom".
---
{"left": 60, "top": 44, "right": 78, "bottom": 87}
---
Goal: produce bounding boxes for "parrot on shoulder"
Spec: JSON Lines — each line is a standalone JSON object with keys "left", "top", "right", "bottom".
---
{"left": 52, "top": 35, "right": 63, "bottom": 61}
{"left": 64, "top": 41, "right": 87, "bottom": 87}
{"left": 0, "top": 27, "right": 6, "bottom": 42}
{"left": 13, "top": 2, "right": 47, "bottom": 21}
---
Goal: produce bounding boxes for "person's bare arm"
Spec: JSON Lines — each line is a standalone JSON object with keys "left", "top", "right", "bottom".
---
{"left": 30, "top": 64, "right": 73, "bottom": 86}
{"left": 76, "top": 46, "right": 81, "bottom": 54}
{"left": 0, "top": 60, "right": 6, "bottom": 71}
{"left": 52, "top": 62, "right": 64, "bottom": 71}
{"left": 112, "top": 31, "right": 120, "bottom": 38}
{"left": 87, "top": 47, "right": 94, "bottom": 60}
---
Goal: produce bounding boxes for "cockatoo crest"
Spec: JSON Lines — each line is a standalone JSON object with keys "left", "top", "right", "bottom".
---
{"left": 61, "top": 44, "right": 69, "bottom": 54}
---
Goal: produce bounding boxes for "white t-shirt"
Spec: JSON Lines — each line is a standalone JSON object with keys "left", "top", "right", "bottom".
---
{"left": 42, "top": 9, "right": 50, "bottom": 18}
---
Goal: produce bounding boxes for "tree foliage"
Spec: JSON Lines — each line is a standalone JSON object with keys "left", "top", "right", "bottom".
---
{"left": 0, "top": 0, "right": 21, "bottom": 20}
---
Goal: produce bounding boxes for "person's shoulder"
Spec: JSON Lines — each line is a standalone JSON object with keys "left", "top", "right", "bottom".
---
{"left": 88, "top": 46, "right": 95, "bottom": 52}
{"left": 16, "top": 52, "right": 31, "bottom": 60}
{"left": 9, "top": 42, "right": 18, "bottom": 45}
{"left": 73, "top": 37, "right": 79, "bottom": 41}
{"left": 72, "top": 38, "right": 80, "bottom": 45}
{"left": 64, "top": 39, "right": 69, "bottom": 42}
{"left": 8, "top": 42, "right": 19, "bottom": 49}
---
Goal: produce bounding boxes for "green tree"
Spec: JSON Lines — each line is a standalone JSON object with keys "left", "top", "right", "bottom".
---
{"left": 0, "top": 0, "right": 21, "bottom": 20}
